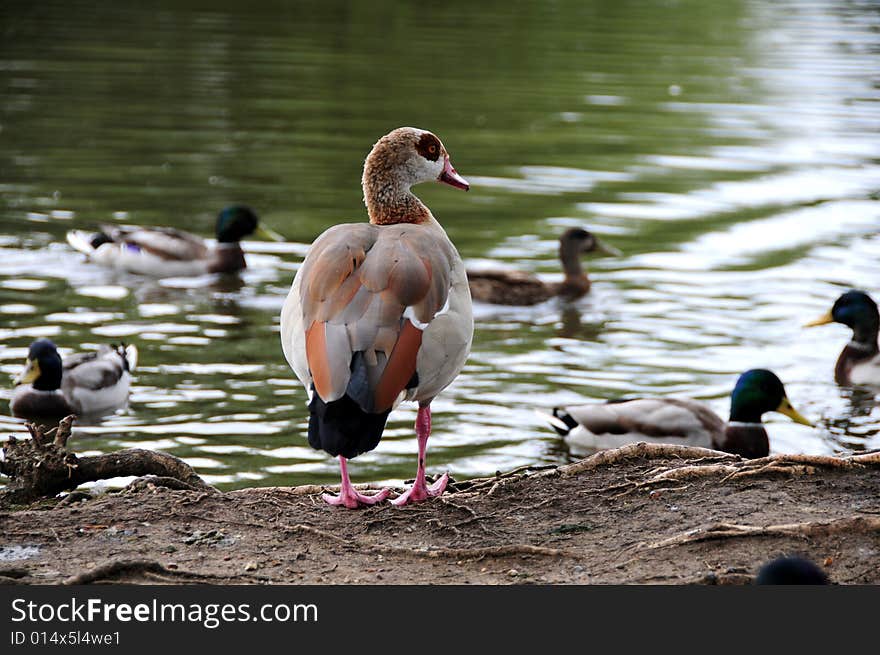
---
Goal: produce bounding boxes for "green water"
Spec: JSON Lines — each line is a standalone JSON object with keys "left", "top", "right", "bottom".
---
{"left": 1, "top": 0, "right": 878, "bottom": 490}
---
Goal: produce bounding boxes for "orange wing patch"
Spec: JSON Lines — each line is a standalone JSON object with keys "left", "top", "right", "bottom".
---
{"left": 297, "top": 223, "right": 455, "bottom": 411}
{"left": 305, "top": 322, "right": 332, "bottom": 400}
{"left": 374, "top": 320, "right": 423, "bottom": 411}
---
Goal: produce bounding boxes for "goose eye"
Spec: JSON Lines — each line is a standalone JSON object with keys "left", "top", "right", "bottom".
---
{"left": 428, "top": 145, "right": 437, "bottom": 154}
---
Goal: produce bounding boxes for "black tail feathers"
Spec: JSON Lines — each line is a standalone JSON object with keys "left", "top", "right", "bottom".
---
{"left": 550, "top": 407, "right": 578, "bottom": 436}
{"left": 90, "top": 232, "right": 114, "bottom": 249}
{"left": 308, "top": 391, "right": 390, "bottom": 460}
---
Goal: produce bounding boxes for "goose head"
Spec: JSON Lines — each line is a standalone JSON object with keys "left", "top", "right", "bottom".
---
{"left": 362, "top": 127, "right": 468, "bottom": 224}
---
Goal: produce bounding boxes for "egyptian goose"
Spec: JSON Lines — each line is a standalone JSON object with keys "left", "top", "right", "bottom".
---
{"left": 540, "top": 369, "right": 812, "bottom": 459}
{"left": 467, "top": 227, "right": 620, "bottom": 305}
{"left": 66, "top": 205, "right": 283, "bottom": 277}
{"left": 280, "top": 127, "right": 474, "bottom": 508}
{"left": 11, "top": 338, "right": 137, "bottom": 420}
{"left": 805, "top": 290, "right": 880, "bottom": 386}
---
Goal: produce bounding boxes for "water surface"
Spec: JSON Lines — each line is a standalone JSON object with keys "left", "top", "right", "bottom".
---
{"left": 1, "top": 0, "right": 878, "bottom": 489}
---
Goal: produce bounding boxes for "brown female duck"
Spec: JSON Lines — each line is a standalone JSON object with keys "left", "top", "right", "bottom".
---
{"left": 467, "top": 227, "right": 619, "bottom": 305}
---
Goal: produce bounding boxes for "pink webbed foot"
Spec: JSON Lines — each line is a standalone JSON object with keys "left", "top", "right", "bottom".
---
{"left": 391, "top": 472, "right": 449, "bottom": 507}
{"left": 322, "top": 456, "right": 390, "bottom": 509}
{"left": 322, "top": 486, "right": 390, "bottom": 509}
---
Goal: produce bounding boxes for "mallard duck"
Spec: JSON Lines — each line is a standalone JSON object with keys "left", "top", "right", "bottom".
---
{"left": 280, "top": 127, "right": 473, "bottom": 508}
{"left": 65, "top": 205, "right": 283, "bottom": 277}
{"left": 466, "top": 227, "right": 620, "bottom": 305}
{"left": 540, "top": 369, "right": 812, "bottom": 459}
{"left": 804, "top": 290, "right": 880, "bottom": 386}
{"left": 10, "top": 338, "right": 138, "bottom": 420}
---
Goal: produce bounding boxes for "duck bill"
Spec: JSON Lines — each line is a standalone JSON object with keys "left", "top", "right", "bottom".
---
{"left": 255, "top": 225, "right": 285, "bottom": 242}
{"left": 13, "top": 359, "right": 39, "bottom": 386}
{"left": 594, "top": 237, "right": 622, "bottom": 257}
{"left": 804, "top": 311, "right": 833, "bottom": 328}
{"left": 439, "top": 156, "right": 469, "bottom": 191}
{"left": 776, "top": 397, "right": 813, "bottom": 427}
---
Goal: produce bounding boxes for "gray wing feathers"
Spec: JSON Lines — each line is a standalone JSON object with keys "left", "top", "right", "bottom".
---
{"left": 566, "top": 398, "right": 723, "bottom": 440}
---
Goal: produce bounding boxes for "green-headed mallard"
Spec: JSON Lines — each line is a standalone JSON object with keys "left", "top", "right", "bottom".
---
{"left": 805, "top": 290, "right": 880, "bottom": 386}
{"left": 540, "top": 369, "right": 812, "bottom": 459}
{"left": 65, "top": 205, "right": 282, "bottom": 277}
{"left": 10, "top": 338, "right": 137, "bottom": 420}
{"left": 466, "top": 227, "right": 620, "bottom": 305}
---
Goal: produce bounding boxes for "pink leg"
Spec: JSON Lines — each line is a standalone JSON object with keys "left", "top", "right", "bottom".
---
{"left": 391, "top": 405, "right": 449, "bottom": 506}
{"left": 322, "top": 456, "right": 390, "bottom": 509}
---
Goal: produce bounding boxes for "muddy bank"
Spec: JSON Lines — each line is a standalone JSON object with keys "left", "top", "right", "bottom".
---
{"left": 1, "top": 443, "right": 879, "bottom": 585}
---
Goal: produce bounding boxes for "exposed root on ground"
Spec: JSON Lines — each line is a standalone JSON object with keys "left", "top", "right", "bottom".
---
{"left": 557, "top": 443, "right": 737, "bottom": 476}
{"left": 62, "top": 559, "right": 228, "bottom": 585}
{"left": 0, "top": 416, "right": 216, "bottom": 507}
{"left": 645, "top": 516, "right": 880, "bottom": 550}
{"left": 557, "top": 443, "right": 880, "bottom": 498}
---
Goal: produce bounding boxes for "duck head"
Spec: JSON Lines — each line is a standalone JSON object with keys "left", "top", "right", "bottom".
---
{"left": 805, "top": 290, "right": 879, "bottom": 345}
{"left": 13, "top": 338, "right": 63, "bottom": 391}
{"left": 728, "top": 369, "right": 812, "bottom": 426}
{"left": 362, "top": 127, "right": 469, "bottom": 225}
{"left": 560, "top": 228, "right": 621, "bottom": 258}
{"left": 215, "top": 206, "right": 284, "bottom": 243}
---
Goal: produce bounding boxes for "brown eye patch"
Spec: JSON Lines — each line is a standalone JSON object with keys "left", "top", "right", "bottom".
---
{"left": 416, "top": 133, "right": 442, "bottom": 162}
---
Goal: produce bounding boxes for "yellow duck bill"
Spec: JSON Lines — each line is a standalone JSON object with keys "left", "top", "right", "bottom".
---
{"left": 803, "top": 311, "right": 833, "bottom": 328}
{"left": 13, "top": 359, "right": 39, "bottom": 386}
{"left": 776, "top": 396, "right": 813, "bottom": 427}
{"left": 255, "top": 224, "right": 286, "bottom": 242}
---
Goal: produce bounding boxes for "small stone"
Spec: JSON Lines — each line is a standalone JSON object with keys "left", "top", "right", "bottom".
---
{"left": 244, "top": 561, "right": 259, "bottom": 572}
{"left": 507, "top": 569, "right": 519, "bottom": 577}
{"left": 573, "top": 565, "right": 584, "bottom": 573}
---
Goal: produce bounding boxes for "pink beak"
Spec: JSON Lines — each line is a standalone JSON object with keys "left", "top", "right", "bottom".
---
{"left": 439, "top": 155, "right": 469, "bottom": 191}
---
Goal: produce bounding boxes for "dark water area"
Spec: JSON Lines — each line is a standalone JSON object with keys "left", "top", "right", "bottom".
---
{"left": 1, "top": 0, "right": 878, "bottom": 490}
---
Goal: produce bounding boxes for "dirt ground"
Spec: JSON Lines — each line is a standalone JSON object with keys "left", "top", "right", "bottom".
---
{"left": 2, "top": 443, "right": 879, "bottom": 585}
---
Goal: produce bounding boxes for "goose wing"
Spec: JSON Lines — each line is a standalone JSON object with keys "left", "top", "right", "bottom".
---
{"left": 282, "top": 221, "right": 469, "bottom": 413}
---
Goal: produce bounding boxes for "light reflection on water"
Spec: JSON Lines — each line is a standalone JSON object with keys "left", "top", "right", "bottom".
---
{"left": 0, "top": 0, "right": 878, "bottom": 490}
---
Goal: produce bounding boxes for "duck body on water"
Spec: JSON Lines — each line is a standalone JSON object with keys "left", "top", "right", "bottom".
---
{"left": 66, "top": 205, "right": 282, "bottom": 277}
{"left": 467, "top": 227, "right": 620, "bottom": 306}
{"left": 542, "top": 369, "right": 812, "bottom": 459}
{"left": 10, "top": 338, "right": 137, "bottom": 421}
{"left": 806, "top": 290, "right": 880, "bottom": 387}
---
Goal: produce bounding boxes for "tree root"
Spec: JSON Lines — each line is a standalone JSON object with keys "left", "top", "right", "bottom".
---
{"left": 374, "top": 543, "right": 576, "bottom": 560}
{"left": 720, "top": 453, "right": 880, "bottom": 482}
{"left": 0, "top": 416, "right": 216, "bottom": 507}
{"left": 557, "top": 443, "right": 739, "bottom": 477}
{"left": 557, "top": 446, "right": 880, "bottom": 499}
{"left": 645, "top": 517, "right": 880, "bottom": 550}
{"left": 62, "top": 559, "right": 226, "bottom": 585}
